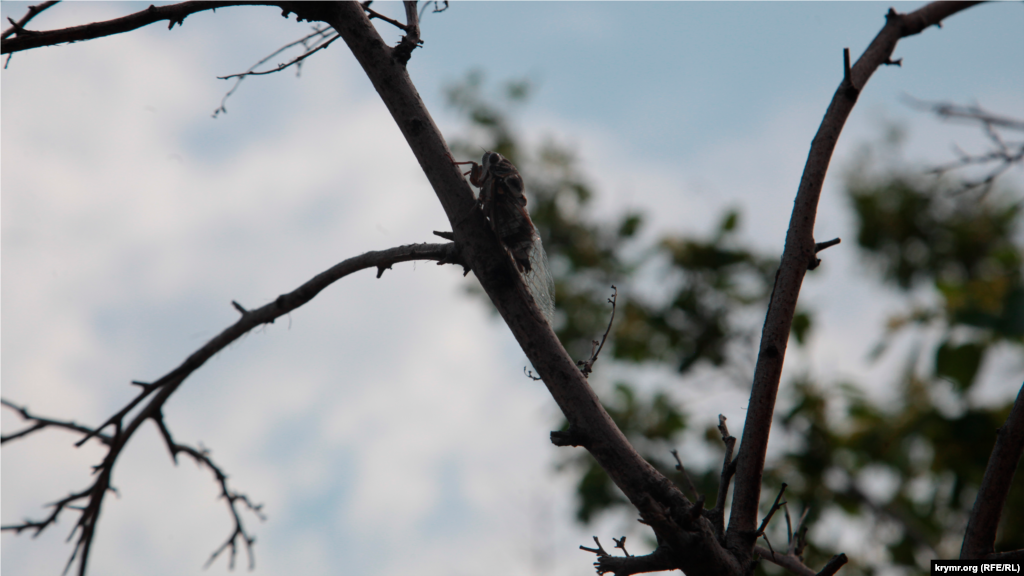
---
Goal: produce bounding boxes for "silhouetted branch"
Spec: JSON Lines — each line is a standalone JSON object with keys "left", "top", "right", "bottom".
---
{"left": 984, "top": 550, "right": 1024, "bottom": 562}
{"left": 670, "top": 448, "right": 700, "bottom": 501}
{"left": 710, "top": 414, "right": 736, "bottom": 538}
{"left": 754, "top": 546, "right": 816, "bottom": 576}
{"left": 1, "top": 400, "right": 112, "bottom": 446}
{"left": 577, "top": 286, "right": 617, "bottom": 377}
{"left": 2, "top": 0, "right": 60, "bottom": 40}
{"left": 1, "top": 1, "right": 307, "bottom": 55}
{"left": 961, "top": 383, "right": 1024, "bottom": 558}
{"left": 755, "top": 483, "right": 788, "bottom": 554}
{"left": 583, "top": 538, "right": 677, "bottom": 576}
{"left": 726, "top": 1, "right": 982, "bottom": 557}
{"left": 0, "top": 241, "right": 461, "bottom": 576}
{"left": 213, "top": 24, "right": 339, "bottom": 117}
{"left": 815, "top": 553, "right": 849, "bottom": 576}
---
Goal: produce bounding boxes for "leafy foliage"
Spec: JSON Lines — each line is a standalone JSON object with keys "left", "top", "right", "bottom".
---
{"left": 445, "top": 73, "right": 1023, "bottom": 573}
{"left": 774, "top": 157, "right": 1024, "bottom": 573}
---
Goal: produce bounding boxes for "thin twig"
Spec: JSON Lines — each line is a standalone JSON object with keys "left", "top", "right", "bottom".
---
{"left": 577, "top": 286, "right": 617, "bottom": 377}
{"left": 710, "top": 414, "right": 737, "bottom": 538}
{"left": 754, "top": 546, "right": 817, "bottom": 576}
{"left": 1, "top": 400, "right": 112, "bottom": 446}
{"left": 213, "top": 25, "right": 338, "bottom": 117}
{"left": 362, "top": 3, "right": 408, "bottom": 31}
{"left": 755, "top": 483, "right": 788, "bottom": 543}
{"left": 670, "top": 449, "right": 700, "bottom": 501}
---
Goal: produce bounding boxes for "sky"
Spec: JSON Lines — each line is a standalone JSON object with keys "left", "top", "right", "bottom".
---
{"left": 2, "top": 2, "right": 1022, "bottom": 576}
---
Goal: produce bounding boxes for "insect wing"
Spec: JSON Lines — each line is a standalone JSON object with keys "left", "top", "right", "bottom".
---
{"left": 524, "top": 235, "right": 556, "bottom": 325}
{"left": 465, "top": 151, "right": 555, "bottom": 324}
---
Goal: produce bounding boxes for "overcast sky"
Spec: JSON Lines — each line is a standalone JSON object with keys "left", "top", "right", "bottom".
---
{"left": 2, "top": 2, "right": 1022, "bottom": 575}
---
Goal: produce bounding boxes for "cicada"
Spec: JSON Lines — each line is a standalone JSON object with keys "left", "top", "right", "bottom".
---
{"left": 456, "top": 151, "right": 556, "bottom": 324}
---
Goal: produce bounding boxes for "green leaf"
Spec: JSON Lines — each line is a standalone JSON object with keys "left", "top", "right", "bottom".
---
{"left": 791, "top": 310, "right": 812, "bottom": 345}
{"left": 934, "top": 340, "right": 985, "bottom": 391}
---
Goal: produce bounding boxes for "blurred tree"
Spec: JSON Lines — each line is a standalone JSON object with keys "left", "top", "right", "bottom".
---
{"left": 773, "top": 146, "right": 1023, "bottom": 574}
{"left": 446, "top": 72, "right": 799, "bottom": 524}
{"left": 446, "top": 73, "right": 1023, "bottom": 574}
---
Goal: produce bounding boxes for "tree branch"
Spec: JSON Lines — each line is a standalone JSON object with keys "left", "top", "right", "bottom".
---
{"left": 577, "top": 286, "right": 617, "bottom": 378}
{"left": 1, "top": 399, "right": 112, "bottom": 446}
{"left": 710, "top": 414, "right": 736, "bottom": 539}
{"left": 585, "top": 542, "right": 677, "bottom": 576}
{"left": 1, "top": 241, "right": 460, "bottom": 576}
{"left": 325, "top": 4, "right": 746, "bottom": 574}
{"left": 212, "top": 24, "right": 339, "bottom": 117}
{"left": 725, "top": 1, "right": 982, "bottom": 558}
{"left": 1, "top": 1, "right": 304, "bottom": 54}
{"left": 754, "top": 546, "right": 816, "bottom": 576}
{"left": 2, "top": 0, "right": 60, "bottom": 41}
{"left": 961, "top": 383, "right": 1024, "bottom": 558}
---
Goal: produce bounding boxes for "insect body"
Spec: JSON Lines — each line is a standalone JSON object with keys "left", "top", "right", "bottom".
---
{"left": 456, "top": 151, "right": 556, "bottom": 323}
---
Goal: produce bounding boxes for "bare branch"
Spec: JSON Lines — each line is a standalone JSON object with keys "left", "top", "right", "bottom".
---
{"left": 670, "top": 449, "right": 700, "bottom": 501}
{"left": 1, "top": 1, "right": 309, "bottom": 55}
{"left": 2, "top": 0, "right": 60, "bottom": 40}
{"left": 815, "top": 553, "right": 849, "bottom": 576}
{"left": 1, "top": 241, "right": 460, "bottom": 576}
{"left": 961, "top": 383, "right": 1024, "bottom": 558}
{"left": 985, "top": 550, "right": 1024, "bottom": 562}
{"left": 755, "top": 546, "right": 816, "bottom": 576}
{"left": 577, "top": 286, "right": 617, "bottom": 377}
{"left": 726, "top": 1, "right": 982, "bottom": 555}
{"left": 392, "top": 1, "right": 422, "bottom": 65}
{"left": 1, "top": 399, "right": 112, "bottom": 446}
{"left": 213, "top": 25, "right": 340, "bottom": 117}
{"left": 601, "top": 548, "right": 677, "bottom": 576}
{"left": 362, "top": 3, "right": 410, "bottom": 32}
{"left": 710, "top": 414, "right": 736, "bottom": 538}
{"left": 217, "top": 29, "right": 338, "bottom": 80}
{"left": 755, "top": 483, "right": 787, "bottom": 540}
{"left": 754, "top": 547, "right": 848, "bottom": 576}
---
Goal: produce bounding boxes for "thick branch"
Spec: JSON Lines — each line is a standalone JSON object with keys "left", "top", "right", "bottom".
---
{"left": 725, "top": 0, "right": 982, "bottom": 556}
{"left": 325, "top": 4, "right": 744, "bottom": 575}
{"left": 961, "top": 383, "right": 1024, "bottom": 558}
